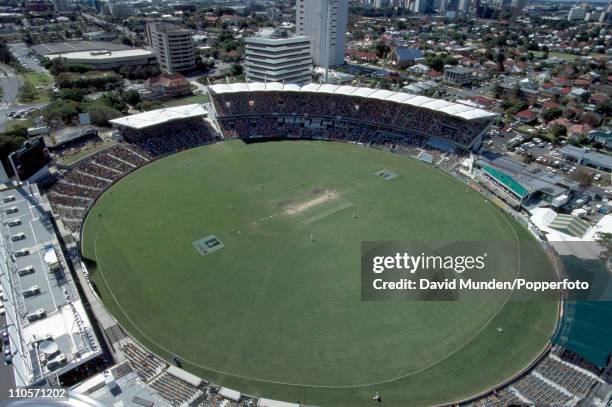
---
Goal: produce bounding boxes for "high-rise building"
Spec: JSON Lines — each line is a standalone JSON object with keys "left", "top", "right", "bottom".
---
{"left": 91, "top": 0, "right": 101, "bottom": 13}
{"left": 245, "top": 30, "right": 312, "bottom": 84}
{"left": 295, "top": 0, "right": 348, "bottom": 68}
{"left": 567, "top": 6, "right": 586, "bottom": 21}
{"left": 409, "top": 0, "right": 429, "bottom": 13}
{"left": 108, "top": 0, "right": 133, "bottom": 16}
{"left": 53, "top": 0, "right": 70, "bottom": 12}
{"left": 457, "top": 0, "right": 469, "bottom": 12}
{"left": 147, "top": 22, "right": 196, "bottom": 74}
{"left": 510, "top": 0, "right": 525, "bottom": 14}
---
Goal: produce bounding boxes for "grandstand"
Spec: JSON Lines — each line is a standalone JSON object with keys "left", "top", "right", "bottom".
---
{"left": 209, "top": 82, "right": 498, "bottom": 150}
{"left": 47, "top": 105, "right": 218, "bottom": 232}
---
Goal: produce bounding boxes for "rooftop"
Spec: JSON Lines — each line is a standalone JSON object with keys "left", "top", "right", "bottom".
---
{"left": 0, "top": 185, "right": 101, "bottom": 386}
{"left": 32, "top": 41, "right": 131, "bottom": 56}
{"left": 109, "top": 104, "right": 208, "bottom": 130}
{"left": 46, "top": 48, "right": 154, "bottom": 62}
{"left": 560, "top": 145, "right": 612, "bottom": 168}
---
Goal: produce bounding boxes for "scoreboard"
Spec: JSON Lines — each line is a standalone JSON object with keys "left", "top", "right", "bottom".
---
{"left": 9, "top": 137, "right": 51, "bottom": 181}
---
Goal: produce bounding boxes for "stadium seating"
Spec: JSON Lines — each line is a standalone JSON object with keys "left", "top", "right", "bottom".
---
{"left": 212, "top": 91, "right": 492, "bottom": 149}
{"left": 47, "top": 120, "right": 217, "bottom": 232}
{"left": 465, "top": 348, "right": 603, "bottom": 407}
{"left": 121, "top": 342, "right": 166, "bottom": 383}
{"left": 150, "top": 371, "right": 201, "bottom": 406}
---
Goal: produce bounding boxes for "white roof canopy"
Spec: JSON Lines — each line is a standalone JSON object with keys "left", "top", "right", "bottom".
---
{"left": 209, "top": 82, "right": 498, "bottom": 121}
{"left": 110, "top": 104, "right": 209, "bottom": 130}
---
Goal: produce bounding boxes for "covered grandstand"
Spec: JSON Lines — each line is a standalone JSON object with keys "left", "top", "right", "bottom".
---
{"left": 109, "top": 104, "right": 208, "bottom": 132}
{"left": 209, "top": 82, "right": 498, "bottom": 150}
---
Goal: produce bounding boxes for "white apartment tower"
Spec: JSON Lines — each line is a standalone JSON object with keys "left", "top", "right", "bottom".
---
{"left": 295, "top": 0, "right": 348, "bottom": 68}
{"left": 147, "top": 22, "right": 196, "bottom": 73}
{"left": 245, "top": 31, "right": 312, "bottom": 84}
{"left": 53, "top": 0, "right": 70, "bottom": 12}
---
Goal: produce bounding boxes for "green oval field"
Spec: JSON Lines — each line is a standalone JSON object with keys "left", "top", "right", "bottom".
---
{"left": 82, "top": 140, "right": 558, "bottom": 406}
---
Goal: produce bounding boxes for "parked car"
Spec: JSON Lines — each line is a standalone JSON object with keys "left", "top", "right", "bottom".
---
{"left": 4, "top": 346, "right": 12, "bottom": 364}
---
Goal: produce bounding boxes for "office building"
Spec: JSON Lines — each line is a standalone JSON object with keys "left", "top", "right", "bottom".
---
{"left": 567, "top": 6, "right": 586, "bottom": 21}
{"left": 444, "top": 66, "right": 474, "bottom": 86}
{"left": 245, "top": 30, "right": 312, "bottom": 84}
{"left": 53, "top": 0, "right": 70, "bottom": 12}
{"left": 295, "top": 0, "right": 348, "bottom": 67}
{"left": 147, "top": 22, "right": 196, "bottom": 73}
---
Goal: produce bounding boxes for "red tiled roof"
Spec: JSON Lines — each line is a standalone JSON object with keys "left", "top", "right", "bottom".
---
{"left": 573, "top": 79, "right": 591, "bottom": 87}
{"left": 516, "top": 109, "right": 536, "bottom": 119}
{"left": 549, "top": 118, "right": 572, "bottom": 129}
{"left": 569, "top": 124, "right": 592, "bottom": 135}
{"left": 145, "top": 73, "right": 188, "bottom": 88}
{"left": 468, "top": 95, "right": 497, "bottom": 105}
{"left": 590, "top": 94, "right": 609, "bottom": 103}
{"left": 345, "top": 49, "right": 377, "bottom": 60}
{"left": 543, "top": 101, "right": 561, "bottom": 109}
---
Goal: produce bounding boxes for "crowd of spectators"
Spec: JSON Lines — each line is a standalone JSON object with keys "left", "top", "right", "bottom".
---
{"left": 48, "top": 144, "right": 148, "bottom": 231}
{"left": 212, "top": 91, "right": 491, "bottom": 148}
{"left": 219, "top": 116, "right": 430, "bottom": 148}
{"left": 122, "top": 118, "right": 218, "bottom": 158}
{"left": 47, "top": 119, "right": 217, "bottom": 232}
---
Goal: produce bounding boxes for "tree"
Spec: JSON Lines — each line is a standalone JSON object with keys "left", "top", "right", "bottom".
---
{"left": 48, "top": 58, "right": 68, "bottom": 76}
{"left": 425, "top": 54, "right": 445, "bottom": 72}
{"left": 542, "top": 107, "right": 563, "bottom": 122}
{"left": 100, "top": 91, "right": 127, "bottom": 112}
{"left": 86, "top": 103, "right": 121, "bottom": 127}
{"left": 41, "top": 100, "right": 81, "bottom": 126}
{"left": 375, "top": 41, "right": 390, "bottom": 58}
{"left": 575, "top": 168, "right": 592, "bottom": 187}
{"left": 137, "top": 100, "right": 163, "bottom": 111}
{"left": 0, "top": 129, "right": 26, "bottom": 176}
{"left": 230, "top": 63, "right": 243, "bottom": 76}
{"left": 550, "top": 124, "right": 567, "bottom": 140}
{"left": 493, "top": 83, "right": 504, "bottom": 99}
{"left": 580, "top": 112, "right": 602, "bottom": 127}
{"left": 506, "top": 101, "right": 528, "bottom": 115}
{"left": 124, "top": 89, "right": 142, "bottom": 106}
{"left": 18, "top": 81, "right": 36, "bottom": 103}
{"left": 595, "top": 232, "right": 612, "bottom": 259}
{"left": 52, "top": 88, "right": 87, "bottom": 102}
{"left": 595, "top": 100, "right": 612, "bottom": 116}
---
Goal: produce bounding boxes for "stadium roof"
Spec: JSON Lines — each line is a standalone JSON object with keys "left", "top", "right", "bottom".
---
{"left": 109, "top": 104, "right": 208, "bottom": 130}
{"left": 209, "top": 82, "right": 498, "bottom": 121}
{"left": 481, "top": 165, "right": 529, "bottom": 198}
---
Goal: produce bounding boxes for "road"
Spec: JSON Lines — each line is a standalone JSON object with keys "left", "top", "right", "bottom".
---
{"left": 0, "top": 44, "right": 50, "bottom": 132}
{"left": 0, "top": 64, "right": 22, "bottom": 132}
{"left": 0, "top": 315, "right": 16, "bottom": 400}
{"left": 81, "top": 12, "right": 138, "bottom": 40}
{"left": 8, "top": 43, "right": 48, "bottom": 74}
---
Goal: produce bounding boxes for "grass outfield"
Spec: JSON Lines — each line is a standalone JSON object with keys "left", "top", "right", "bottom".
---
{"left": 82, "top": 140, "right": 558, "bottom": 406}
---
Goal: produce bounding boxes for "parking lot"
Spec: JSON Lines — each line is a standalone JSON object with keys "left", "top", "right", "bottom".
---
{"left": 484, "top": 130, "right": 610, "bottom": 187}
{"left": 9, "top": 43, "right": 48, "bottom": 74}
